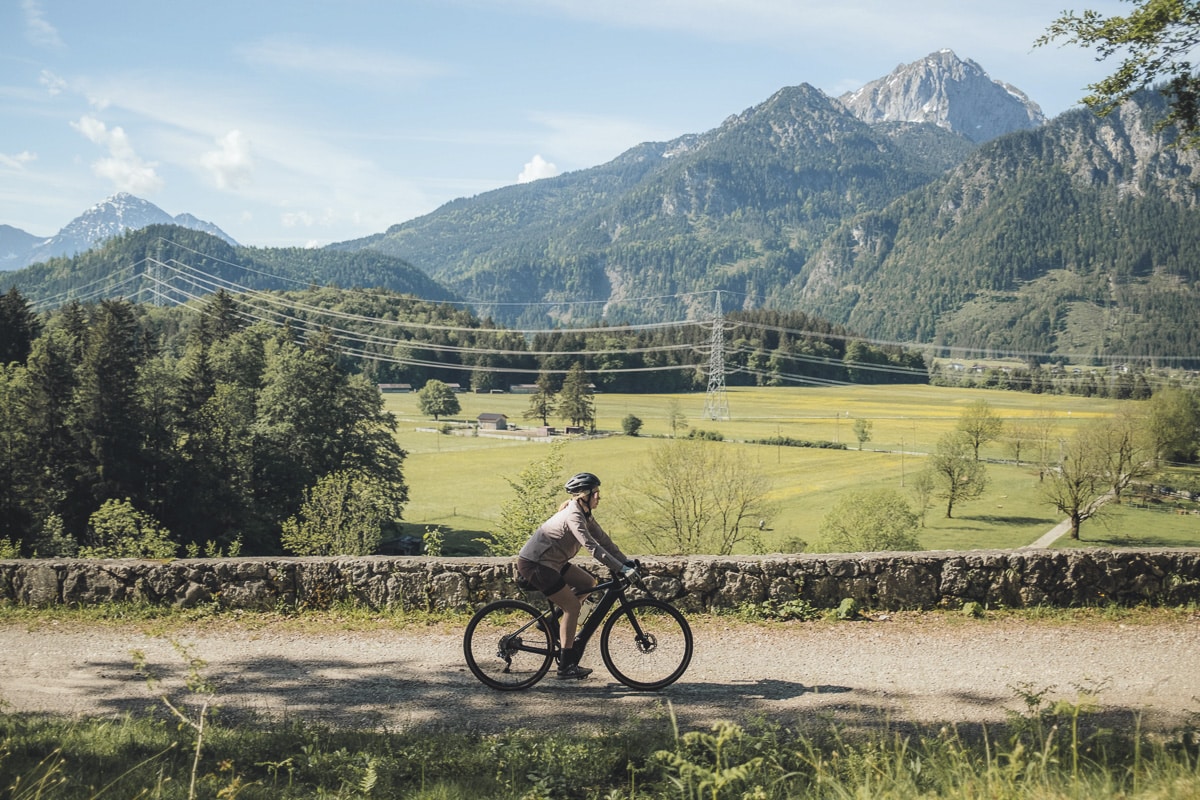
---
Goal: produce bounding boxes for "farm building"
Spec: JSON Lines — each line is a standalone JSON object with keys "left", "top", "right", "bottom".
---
{"left": 478, "top": 413, "right": 508, "bottom": 430}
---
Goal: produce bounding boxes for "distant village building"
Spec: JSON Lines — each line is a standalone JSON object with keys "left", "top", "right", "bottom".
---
{"left": 377, "top": 383, "right": 412, "bottom": 393}
{"left": 477, "top": 413, "right": 508, "bottom": 431}
{"left": 445, "top": 383, "right": 465, "bottom": 393}
{"left": 510, "top": 384, "right": 539, "bottom": 394}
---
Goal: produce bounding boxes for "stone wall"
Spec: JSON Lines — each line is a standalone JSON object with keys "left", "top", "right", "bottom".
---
{"left": 2, "top": 549, "right": 1199, "bottom": 612}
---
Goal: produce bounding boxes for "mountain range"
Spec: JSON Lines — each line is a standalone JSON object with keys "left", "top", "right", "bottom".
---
{"left": 6, "top": 50, "right": 1198, "bottom": 364}
{"left": 0, "top": 193, "right": 236, "bottom": 272}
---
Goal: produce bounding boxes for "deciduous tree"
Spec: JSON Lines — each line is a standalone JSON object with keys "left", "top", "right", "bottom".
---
{"left": 417, "top": 378, "right": 460, "bottom": 421}
{"left": 616, "top": 440, "right": 775, "bottom": 555}
{"left": 666, "top": 398, "right": 687, "bottom": 438}
{"left": 280, "top": 470, "right": 393, "bottom": 556}
{"left": 852, "top": 418, "right": 873, "bottom": 450}
{"left": 1145, "top": 386, "right": 1200, "bottom": 463}
{"left": 1038, "top": 0, "right": 1200, "bottom": 148}
{"left": 1040, "top": 423, "right": 1112, "bottom": 539}
{"left": 957, "top": 399, "right": 1004, "bottom": 461}
{"left": 1090, "top": 405, "right": 1156, "bottom": 504}
{"left": 484, "top": 440, "right": 567, "bottom": 556}
{"left": 928, "top": 431, "right": 989, "bottom": 518}
{"left": 79, "top": 498, "right": 176, "bottom": 559}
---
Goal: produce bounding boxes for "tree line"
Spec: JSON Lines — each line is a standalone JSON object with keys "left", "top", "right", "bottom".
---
{"left": 0, "top": 288, "right": 406, "bottom": 558}
{"left": 117, "top": 285, "right": 930, "bottom": 393}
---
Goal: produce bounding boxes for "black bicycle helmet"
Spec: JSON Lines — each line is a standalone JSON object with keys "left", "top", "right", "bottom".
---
{"left": 564, "top": 472, "right": 601, "bottom": 494}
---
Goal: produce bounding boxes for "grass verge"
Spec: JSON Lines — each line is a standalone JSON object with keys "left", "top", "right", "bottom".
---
{"left": 2, "top": 700, "right": 1197, "bottom": 799}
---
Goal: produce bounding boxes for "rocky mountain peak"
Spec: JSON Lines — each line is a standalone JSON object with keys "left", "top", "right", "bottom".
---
{"left": 3, "top": 194, "right": 237, "bottom": 271}
{"left": 839, "top": 49, "right": 1045, "bottom": 143}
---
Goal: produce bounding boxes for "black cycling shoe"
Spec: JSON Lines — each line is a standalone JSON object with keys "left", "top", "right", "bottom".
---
{"left": 555, "top": 663, "right": 593, "bottom": 679}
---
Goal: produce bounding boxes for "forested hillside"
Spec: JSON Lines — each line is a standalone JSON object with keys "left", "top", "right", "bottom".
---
{"left": 349, "top": 85, "right": 975, "bottom": 327}
{"left": 787, "top": 90, "right": 1200, "bottom": 364}
{"left": 4, "top": 225, "right": 458, "bottom": 308}
{"left": 9, "top": 84, "right": 1198, "bottom": 367}
{"left": 341, "top": 82, "right": 1199, "bottom": 367}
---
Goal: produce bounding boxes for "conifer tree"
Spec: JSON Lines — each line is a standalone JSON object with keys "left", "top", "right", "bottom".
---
{"left": 0, "top": 287, "right": 41, "bottom": 366}
{"left": 557, "top": 363, "right": 595, "bottom": 429}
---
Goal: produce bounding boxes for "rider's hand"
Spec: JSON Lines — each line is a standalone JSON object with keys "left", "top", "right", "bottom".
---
{"left": 620, "top": 564, "right": 639, "bottom": 581}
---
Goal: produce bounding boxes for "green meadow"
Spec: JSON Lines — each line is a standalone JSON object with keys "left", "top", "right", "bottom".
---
{"left": 384, "top": 385, "right": 1199, "bottom": 554}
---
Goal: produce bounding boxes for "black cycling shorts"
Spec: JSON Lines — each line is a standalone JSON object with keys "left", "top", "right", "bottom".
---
{"left": 516, "top": 557, "right": 568, "bottom": 596}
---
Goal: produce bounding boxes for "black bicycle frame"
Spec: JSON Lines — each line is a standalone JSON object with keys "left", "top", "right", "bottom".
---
{"left": 508, "top": 573, "right": 645, "bottom": 660}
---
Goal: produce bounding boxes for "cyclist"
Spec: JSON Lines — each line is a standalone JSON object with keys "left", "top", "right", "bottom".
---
{"left": 516, "top": 472, "right": 638, "bottom": 679}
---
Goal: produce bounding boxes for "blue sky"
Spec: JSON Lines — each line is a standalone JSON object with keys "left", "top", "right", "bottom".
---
{"left": 3, "top": 0, "right": 1129, "bottom": 248}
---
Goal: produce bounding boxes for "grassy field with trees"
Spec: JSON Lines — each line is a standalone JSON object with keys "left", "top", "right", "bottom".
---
{"left": 387, "top": 384, "right": 1200, "bottom": 555}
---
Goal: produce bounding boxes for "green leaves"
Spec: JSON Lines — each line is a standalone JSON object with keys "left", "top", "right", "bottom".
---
{"left": 416, "top": 379, "right": 461, "bottom": 421}
{"left": 280, "top": 470, "right": 393, "bottom": 557}
{"left": 1038, "top": 0, "right": 1200, "bottom": 147}
{"left": 79, "top": 498, "right": 176, "bottom": 559}
{"left": 819, "top": 489, "right": 922, "bottom": 553}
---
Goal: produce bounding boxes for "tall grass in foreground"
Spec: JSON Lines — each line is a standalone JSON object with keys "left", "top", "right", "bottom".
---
{"left": 2, "top": 698, "right": 1197, "bottom": 799}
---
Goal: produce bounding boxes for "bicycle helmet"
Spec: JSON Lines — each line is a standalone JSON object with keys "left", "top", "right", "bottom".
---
{"left": 564, "top": 472, "right": 601, "bottom": 494}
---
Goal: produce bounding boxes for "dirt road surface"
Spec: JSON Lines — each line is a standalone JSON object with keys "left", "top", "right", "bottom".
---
{"left": 2, "top": 614, "right": 1198, "bottom": 734}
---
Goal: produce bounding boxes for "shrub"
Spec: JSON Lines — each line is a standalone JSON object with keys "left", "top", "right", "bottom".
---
{"left": 79, "top": 499, "right": 177, "bottom": 559}
{"left": 836, "top": 597, "right": 862, "bottom": 620}
{"left": 819, "top": 488, "right": 922, "bottom": 552}
{"left": 281, "top": 470, "right": 397, "bottom": 556}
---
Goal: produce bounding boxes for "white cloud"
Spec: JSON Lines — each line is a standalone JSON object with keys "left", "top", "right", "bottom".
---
{"left": 64, "top": 75, "right": 437, "bottom": 242}
{"left": 529, "top": 111, "right": 674, "bottom": 168}
{"left": 70, "top": 115, "right": 164, "bottom": 194}
{"left": 200, "top": 130, "right": 253, "bottom": 189}
{"left": 517, "top": 154, "right": 559, "bottom": 183}
{"left": 281, "top": 210, "right": 317, "bottom": 228}
{"left": 0, "top": 151, "right": 37, "bottom": 170}
{"left": 238, "top": 36, "right": 448, "bottom": 85}
{"left": 39, "top": 70, "right": 66, "bottom": 96}
{"left": 22, "top": 0, "right": 63, "bottom": 49}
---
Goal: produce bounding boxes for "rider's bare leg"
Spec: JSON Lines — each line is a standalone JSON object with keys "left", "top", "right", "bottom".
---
{"left": 548, "top": 564, "right": 596, "bottom": 650}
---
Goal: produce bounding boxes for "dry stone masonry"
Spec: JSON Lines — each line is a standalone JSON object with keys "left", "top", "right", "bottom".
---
{"left": 2, "top": 550, "right": 1199, "bottom": 612}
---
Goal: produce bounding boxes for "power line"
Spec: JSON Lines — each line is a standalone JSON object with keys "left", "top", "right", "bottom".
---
{"left": 128, "top": 258, "right": 1190, "bottom": 387}
{"left": 33, "top": 236, "right": 1199, "bottom": 370}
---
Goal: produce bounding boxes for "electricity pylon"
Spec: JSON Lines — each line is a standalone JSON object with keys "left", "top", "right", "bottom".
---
{"left": 702, "top": 291, "right": 730, "bottom": 421}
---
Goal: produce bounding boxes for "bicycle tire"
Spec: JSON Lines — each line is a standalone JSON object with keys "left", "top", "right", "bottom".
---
{"left": 600, "top": 598, "right": 692, "bottom": 690}
{"left": 463, "top": 599, "right": 554, "bottom": 690}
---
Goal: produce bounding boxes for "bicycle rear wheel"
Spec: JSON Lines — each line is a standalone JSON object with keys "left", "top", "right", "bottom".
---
{"left": 600, "top": 598, "right": 692, "bottom": 690}
{"left": 463, "top": 600, "right": 554, "bottom": 690}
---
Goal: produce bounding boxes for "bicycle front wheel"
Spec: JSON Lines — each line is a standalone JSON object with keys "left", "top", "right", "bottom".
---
{"left": 463, "top": 600, "right": 554, "bottom": 690}
{"left": 600, "top": 598, "right": 692, "bottom": 690}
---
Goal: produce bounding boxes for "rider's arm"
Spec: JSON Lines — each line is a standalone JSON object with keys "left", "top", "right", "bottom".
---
{"left": 565, "top": 506, "right": 626, "bottom": 572}
{"left": 587, "top": 518, "right": 630, "bottom": 569}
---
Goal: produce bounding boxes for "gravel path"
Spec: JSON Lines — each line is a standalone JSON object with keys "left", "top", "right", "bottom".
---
{"left": 3, "top": 613, "right": 1198, "bottom": 734}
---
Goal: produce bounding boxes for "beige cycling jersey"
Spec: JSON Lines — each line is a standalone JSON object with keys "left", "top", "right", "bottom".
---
{"left": 518, "top": 499, "right": 628, "bottom": 573}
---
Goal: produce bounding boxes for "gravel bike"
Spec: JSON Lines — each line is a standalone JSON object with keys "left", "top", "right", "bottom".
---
{"left": 463, "top": 566, "right": 692, "bottom": 691}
